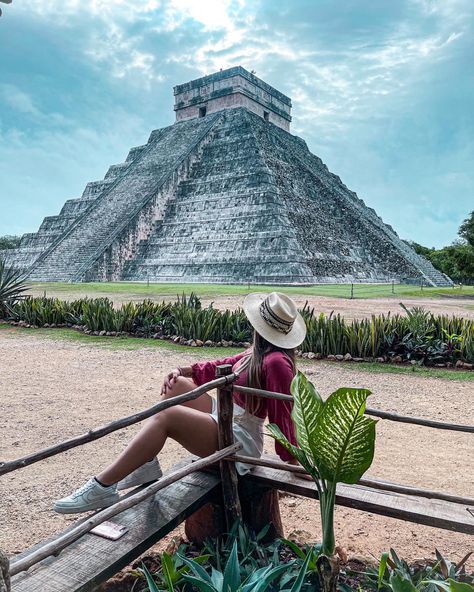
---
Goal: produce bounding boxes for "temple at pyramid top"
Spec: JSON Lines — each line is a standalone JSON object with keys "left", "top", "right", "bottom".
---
{"left": 173, "top": 66, "right": 292, "bottom": 131}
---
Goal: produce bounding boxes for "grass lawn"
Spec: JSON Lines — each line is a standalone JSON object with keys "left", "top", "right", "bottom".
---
{"left": 28, "top": 281, "right": 474, "bottom": 301}
{"left": 2, "top": 324, "right": 473, "bottom": 382}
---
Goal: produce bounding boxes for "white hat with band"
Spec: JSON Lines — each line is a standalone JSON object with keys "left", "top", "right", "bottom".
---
{"left": 243, "top": 292, "right": 307, "bottom": 349}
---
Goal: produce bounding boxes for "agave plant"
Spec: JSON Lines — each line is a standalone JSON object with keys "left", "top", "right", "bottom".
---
{"left": 177, "top": 540, "right": 308, "bottom": 592}
{"left": 268, "top": 372, "right": 377, "bottom": 592}
{"left": 354, "top": 548, "right": 474, "bottom": 592}
{"left": 0, "top": 257, "right": 29, "bottom": 319}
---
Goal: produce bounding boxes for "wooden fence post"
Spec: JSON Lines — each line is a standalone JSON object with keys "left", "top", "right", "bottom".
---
{"left": 216, "top": 364, "right": 242, "bottom": 529}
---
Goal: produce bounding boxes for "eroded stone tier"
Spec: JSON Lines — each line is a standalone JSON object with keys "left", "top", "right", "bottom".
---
{"left": 8, "top": 67, "right": 451, "bottom": 286}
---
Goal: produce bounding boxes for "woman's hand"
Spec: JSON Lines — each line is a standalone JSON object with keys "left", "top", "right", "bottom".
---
{"left": 161, "top": 368, "right": 182, "bottom": 396}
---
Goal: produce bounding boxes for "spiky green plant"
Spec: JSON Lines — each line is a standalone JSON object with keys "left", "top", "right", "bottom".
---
{"left": 0, "top": 257, "right": 29, "bottom": 318}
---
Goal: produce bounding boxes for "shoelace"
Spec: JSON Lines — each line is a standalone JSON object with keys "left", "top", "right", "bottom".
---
{"left": 70, "top": 480, "right": 96, "bottom": 499}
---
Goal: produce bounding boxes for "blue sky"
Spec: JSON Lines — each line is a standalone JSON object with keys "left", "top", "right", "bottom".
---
{"left": 0, "top": 0, "right": 472, "bottom": 248}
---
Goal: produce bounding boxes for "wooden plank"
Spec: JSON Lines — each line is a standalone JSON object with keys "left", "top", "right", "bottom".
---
{"left": 11, "top": 470, "right": 220, "bottom": 592}
{"left": 247, "top": 466, "right": 474, "bottom": 535}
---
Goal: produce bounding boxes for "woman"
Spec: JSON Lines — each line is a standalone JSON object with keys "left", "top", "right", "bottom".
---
{"left": 53, "top": 292, "right": 306, "bottom": 514}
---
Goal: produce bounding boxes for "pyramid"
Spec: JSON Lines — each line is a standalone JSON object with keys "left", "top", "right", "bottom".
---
{"left": 7, "top": 66, "right": 451, "bottom": 286}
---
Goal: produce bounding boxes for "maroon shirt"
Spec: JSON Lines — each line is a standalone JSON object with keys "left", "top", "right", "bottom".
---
{"left": 191, "top": 350, "right": 297, "bottom": 461}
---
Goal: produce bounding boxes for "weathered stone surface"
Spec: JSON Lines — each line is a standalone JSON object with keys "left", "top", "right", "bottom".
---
{"left": 8, "top": 67, "right": 452, "bottom": 287}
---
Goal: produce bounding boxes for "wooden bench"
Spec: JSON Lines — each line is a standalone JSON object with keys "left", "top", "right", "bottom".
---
{"left": 10, "top": 457, "right": 474, "bottom": 592}
{"left": 11, "top": 470, "right": 220, "bottom": 592}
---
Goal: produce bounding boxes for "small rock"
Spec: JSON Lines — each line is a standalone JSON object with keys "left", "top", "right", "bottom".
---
{"left": 327, "top": 354, "right": 336, "bottom": 361}
{"left": 315, "top": 353, "right": 323, "bottom": 359}
{"left": 462, "top": 362, "right": 473, "bottom": 370}
{"left": 301, "top": 352, "right": 310, "bottom": 358}
{"left": 287, "top": 500, "right": 297, "bottom": 508}
{"left": 343, "top": 353, "right": 352, "bottom": 361}
{"left": 307, "top": 352, "right": 316, "bottom": 359}
{"left": 222, "top": 340, "right": 229, "bottom": 347}
{"left": 335, "top": 354, "right": 344, "bottom": 361}
{"left": 204, "top": 340, "right": 213, "bottom": 347}
{"left": 243, "top": 342, "right": 251, "bottom": 348}
{"left": 190, "top": 340, "right": 198, "bottom": 347}
{"left": 195, "top": 340, "right": 204, "bottom": 346}
{"left": 435, "top": 363, "right": 446, "bottom": 368}
{"left": 376, "top": 357, "right": 385, "bottom": 363}
{"left": 99, "top": 330, "right": 106, "bottom": 336}
{"left": 106, "top": 331, "right": 111, "bottom": 336}
{"left": 44, "top": 323, "right": 50, "bottom": 328}
{"left": 353, "top": 357, "right": 364, "bottom": 362}
{"left": 392, "top": 355, "right": 403, "bottom": 363}
{"left": 455, "top": 360, "right": 464, "bottom": 368}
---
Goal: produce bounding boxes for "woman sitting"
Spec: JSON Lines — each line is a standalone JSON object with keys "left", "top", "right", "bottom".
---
{"left": 53, "top": 292, "right": 306, "bottom": 514}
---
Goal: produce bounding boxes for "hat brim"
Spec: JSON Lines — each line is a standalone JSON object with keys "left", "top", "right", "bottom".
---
{"left": 243, "top": 293, "right": 307, "bottom": 349}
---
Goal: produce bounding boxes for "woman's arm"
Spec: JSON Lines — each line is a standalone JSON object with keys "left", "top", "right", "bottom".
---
{"left": 190, "top": 351, "right": 248, "bottom": 386}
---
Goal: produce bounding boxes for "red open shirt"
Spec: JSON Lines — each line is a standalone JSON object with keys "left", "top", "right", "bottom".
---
{"left": 191, "top": 350, "right": 297, "bottom": 461}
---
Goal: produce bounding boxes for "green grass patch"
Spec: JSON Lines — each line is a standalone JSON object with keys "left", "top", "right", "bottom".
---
{"left": 28, "top": 281, "right": 474, "bottom": 301}
{"left": 2, "top": 325, "right": 240, "bottom": 357}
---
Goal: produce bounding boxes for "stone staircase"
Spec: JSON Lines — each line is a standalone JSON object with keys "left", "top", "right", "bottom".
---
{"left": 28, "top": 115, "right": 221, "bottom": 281}
{"left": 122, "top": 109, "right": 310, "bottom": 283}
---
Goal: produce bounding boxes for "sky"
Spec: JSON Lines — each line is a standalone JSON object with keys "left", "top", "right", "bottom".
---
{"left": 0, "top": 0, "right": 473, "bottom": 248}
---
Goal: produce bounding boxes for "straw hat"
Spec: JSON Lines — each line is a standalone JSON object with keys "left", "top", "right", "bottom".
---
{"left": 243, "top": 292, "right": 307, "bottom": 349}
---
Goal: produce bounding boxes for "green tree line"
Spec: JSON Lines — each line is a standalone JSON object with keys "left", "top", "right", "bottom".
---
{"left": 408, "top": 210, "right": 474, "bottom": 283}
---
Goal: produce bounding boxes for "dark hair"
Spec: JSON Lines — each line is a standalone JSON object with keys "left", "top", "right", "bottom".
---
{"left": 245, "top": 330, "right": 296, "bottom": 414}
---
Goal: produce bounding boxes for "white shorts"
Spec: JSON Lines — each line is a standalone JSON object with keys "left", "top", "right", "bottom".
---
{"left": 210, "top": 398, "right": 264, "bottom": 475}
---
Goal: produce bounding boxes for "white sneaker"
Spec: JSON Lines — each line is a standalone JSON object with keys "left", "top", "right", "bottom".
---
{"left": 53, "top": 478, "right": 119, "bottom": 514}
{"left": 117, "top": 458, "right": 163, "bottom": 490}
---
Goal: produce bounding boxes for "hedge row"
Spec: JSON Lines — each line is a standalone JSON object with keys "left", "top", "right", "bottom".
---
{"left": 4, "top": 294, "right": 474, "bottom": 367}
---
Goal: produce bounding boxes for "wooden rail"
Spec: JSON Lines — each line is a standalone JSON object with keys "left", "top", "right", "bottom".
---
{"left": 0, "top": 374, "right": 238, "bottom": 477}
{"left": 236, "top": 386, "right": 474, "bottom": 433}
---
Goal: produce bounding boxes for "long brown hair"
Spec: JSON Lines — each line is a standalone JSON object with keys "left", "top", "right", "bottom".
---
{"left": 244, "top": 330, "right": 296, "bottom": 415}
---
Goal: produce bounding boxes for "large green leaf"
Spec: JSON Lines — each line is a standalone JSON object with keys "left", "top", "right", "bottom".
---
{"left": 222, "top": 541, "right": 240, "bottom": 591}
{"left": 290, "top": 371, "right": 323, "bottom": 459}
{"left": 389, "top": 573, "right": 418, "bottom": 592}
{"left": 447, "top": 581, "right": 474, "bottom": 592}
{"left": 314, "top": 387, "right": 376, "bottom": 484}
{"left": 266, "top": 423, "right": 318, "bottom": 478}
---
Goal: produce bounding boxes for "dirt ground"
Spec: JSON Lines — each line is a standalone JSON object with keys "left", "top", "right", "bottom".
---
{"left": 1, "top": 326, "right": 473, "bottom": 571}
{"left": 207, "top": 295, "right": 474, "bottom": 320}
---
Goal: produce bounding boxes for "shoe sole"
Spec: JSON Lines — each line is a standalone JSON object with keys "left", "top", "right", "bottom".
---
{"left": 53, "top": 497, "right": 119, "bottom": 514}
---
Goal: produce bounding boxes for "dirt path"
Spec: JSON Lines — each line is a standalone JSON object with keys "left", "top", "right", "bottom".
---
{"left": 1, "top": 328, "right": 473, "bottom": 569}
{"left": 207, "top": 295, "right": 474, "bottom": 320}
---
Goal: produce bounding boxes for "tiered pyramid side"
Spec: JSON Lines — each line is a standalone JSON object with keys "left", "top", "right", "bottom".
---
{"left": 122, "top": 109, "right": 308, "bottom": 283}
{"left": 22, "top": 115, "right": 222, "bottom": 281}
{"left": 122, "top": 108, "right": 450, "bottom": 285}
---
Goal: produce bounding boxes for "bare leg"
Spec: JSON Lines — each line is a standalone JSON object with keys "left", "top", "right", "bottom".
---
{"left": 97, "top": 406, "right": 218, "bottom": 485}
{"left": 161, "top": 376, "right": 213, "bottom": 413}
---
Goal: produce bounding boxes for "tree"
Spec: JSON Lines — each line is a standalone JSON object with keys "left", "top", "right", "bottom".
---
{"left": 0, "top": 235, "right": 21, "bottom": 250}
{"left": 459, "top": 210, "right": 474, "bottom": 248}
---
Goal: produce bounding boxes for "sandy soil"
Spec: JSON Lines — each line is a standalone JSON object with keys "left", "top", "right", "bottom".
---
{"left": 207, "top": 295, "right": 474, "bottom": 320}
{"left": 1, "top": 326, "right": 473, "bottom": 571}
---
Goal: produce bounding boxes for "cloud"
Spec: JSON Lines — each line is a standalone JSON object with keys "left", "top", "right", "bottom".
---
{"left": 0, "top": 84, "right": 41, "bottom": 116}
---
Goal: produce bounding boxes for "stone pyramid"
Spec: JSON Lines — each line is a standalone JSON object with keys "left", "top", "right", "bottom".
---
{"left": 7, "top": 66, "right": 451, "bottom": 286}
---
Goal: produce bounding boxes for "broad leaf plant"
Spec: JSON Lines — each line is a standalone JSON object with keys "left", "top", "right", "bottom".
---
{"left": 268, "top": 371, "right": 377, "bottom": 590}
